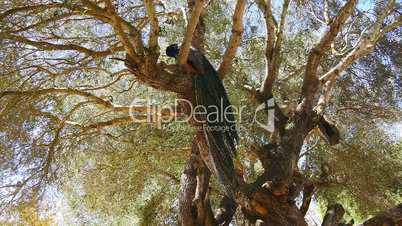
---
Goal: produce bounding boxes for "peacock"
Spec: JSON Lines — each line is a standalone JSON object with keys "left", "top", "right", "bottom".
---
{"left": 166, "top": 44, "right": 239, "bottom": 197}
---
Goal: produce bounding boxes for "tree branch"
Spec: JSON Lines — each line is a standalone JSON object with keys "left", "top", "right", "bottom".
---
{"left": 257, "top": 0, "right": 289, "bottom": 100}
{"left": 257, "top": 0, "right": 277, "bottom": 80}
{"left": 300, "top": 0, "right": 357, "bottom": 111}
{"left": 384, "top": 15, "right": 402, "bottom": 33}
{"left": 32, "top": 107, "right": 162, "bottom": 133}
{"left": 256, "top": 0, "right": 278, "bottom": 29}
{"left": 178, "top": 0, "right": 205, "bottom": 65}
{"left": 125, "top": 60, "right": 193, "bottom": 94}
{"left": 300, "top": 183, "right": 315, "bottom": 216}
{"left": 80, "top": 0, "right": 143, "bottom": 63}
{"left": 144, "top": 0, "right": 159, "bottom": 53}
{"left": 0, "top": 3, "right": 64, "bottom": 21}
{"left": 0, "top": 88, "right": 148, "bottom": 114}
{"left": 215, "top": 195, "right": 237, "bottom": 225}
{"left": 217, "top": 0, "right": 246, "bottom": 79}
{"left": 315, "top": 0, "right": 397, "bottom": 114}
{"left": 6, "top": 12, "right": 75, "bottom": 33}
{"left": 0, "top": 34, "right": 122, "bottom": 57}
{"left": 179, "top": 138, "right": 217, "bottom": 226}
{"left": 323, "top": 0, "right": 330, "bottom": 24}
{"left": 362, "top": 203, "right": 402, "bottom": 226}
{"left": 80, "top": 116, "right": 147, "bottom": 132}
{"left": 110, "top": 16, "right": 140, "bottom": 63}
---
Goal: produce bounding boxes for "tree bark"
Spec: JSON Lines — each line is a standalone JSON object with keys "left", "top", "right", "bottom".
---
{"left": 179, "top": 138, "right": 217, "bottom": 226}
{"left": 362, "top": 203, "right": 402, "bottom": 226}
{"left": 215, "top": 195, "right": 237, "bottom": 226}
{"left": 126, "top": 1, "right": 399, "bottom": 225}
{"left": 241, "top": 187, "right": 308, "bottom": 226}
{"left": 321, "top": 203, "right": 345, "bottom": 226}
{"left": 300, "top": 183, "right": 315, "bottom": 216}
{"left": 178, "top": 144, "right": 198, "bottom": 226}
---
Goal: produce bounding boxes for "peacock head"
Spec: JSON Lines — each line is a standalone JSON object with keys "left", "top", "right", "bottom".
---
{"left": 166, "top": 43, "right": 179, "bottom": 58}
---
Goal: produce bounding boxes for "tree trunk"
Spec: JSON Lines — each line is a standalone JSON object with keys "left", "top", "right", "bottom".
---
{"left": 215, "top": 195, "right": 237, "bottom": 225}
{"left": 178, "top": 143, "right": 198, "bottom": 226}
{"left": 241, "top": 187, "right": 308, "bottom": 226}
{"left": 179, "top": 137, "right": 217, "bottom": 226}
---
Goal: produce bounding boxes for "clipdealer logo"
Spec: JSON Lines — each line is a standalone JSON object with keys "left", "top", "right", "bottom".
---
{"left": 128, "top": 97, "right": 275, "bottom": 132}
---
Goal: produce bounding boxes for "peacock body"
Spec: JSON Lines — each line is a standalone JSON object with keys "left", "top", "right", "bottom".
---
{"left": 166, "top": 44, "right": 239, "bottom": 197}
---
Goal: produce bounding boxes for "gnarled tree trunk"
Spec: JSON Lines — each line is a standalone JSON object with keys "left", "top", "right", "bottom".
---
{"left": 122, "top": 0, "right": 400, "bottom": 225}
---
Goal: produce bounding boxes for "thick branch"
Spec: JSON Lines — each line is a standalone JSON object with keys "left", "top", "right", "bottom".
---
{"left": 215, "top": 195, "right": 237, "bottom": 225}
{"left": 110, "top": 16, "right": 140, "bottom": 63}
{"left": 257, "top": 0, "right": 277, "bottom": 88}
{"left": 261, "top": 0, "right": 290, "bottom": 98}
{"left": 125, "top": 60, "right": 193, "bottom": 94}
{"left": 301, "top": 0, "right": 357, "bottom": 111}
{"left": 262, "top": 0, "right": 277, "bottom": 59}
{"left": 217, "top": 0, "right": 246, "bottom": 79}
{"left": 315, "top": 0, "right": 397, "bottom": 114}
{"left": 362, "top": 203, "right": 402, "bottom": 226}
{"left": 384, "top": 15, "right": 402, "bottom": 32}
{"left": 257, "top": 0, "right": 289, "bottom": 100}
{"left": 179, "top": 138, "right": 217, "bottom": 226}
{"left": 179, "top": 151, "right": 198, "bottom": 226}
{"left": 178, "top": 0, "right": 205, "bottom": 65}
{"left": 275, "top": 0, "right": 290, "bottom": 52}
{"left": 185, "top": 0, "right": 207, "bottom": 52}
{"left": 144, "top": 0, "right": 159, "bottom": 52}
{"left": 80, "top": 0, "right": 143, "bottom": 62}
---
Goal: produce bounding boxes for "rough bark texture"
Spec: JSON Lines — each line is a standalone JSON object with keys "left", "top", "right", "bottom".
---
{"left": 300, "top": 183, "right": 315, "bottom": 216}
{"left": 2, "top": 0, "right": 401, "bottom": 225}
{"left": 179, "top": 145, "right": 198, "bottom": 226}
{"left": 179, "top": 138, "right": 217, "bottom": 226}
{"left": 176, "top": 1, "right": 351, "bottom": 225}
{"left": 321, "top": 203, "right": 345, "bottom": 226}
{"left": 122, "top": 0, "right": 400, "bottom": 225}
{"left": 242, "top": 188, "right": 308, "bottom": 226}
{"left": 215, "top": 195, "right": 237, "bottom": 226}
{"left": 362, "top": 203, "right": 402, "bottom": 226}
{"left": 177, "top": 2, "right": 219, "bottom": 225}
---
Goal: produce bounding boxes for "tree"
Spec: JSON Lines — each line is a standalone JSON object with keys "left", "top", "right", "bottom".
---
{"left": 0, "top": 0, "right": 401, "bottom": 225}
